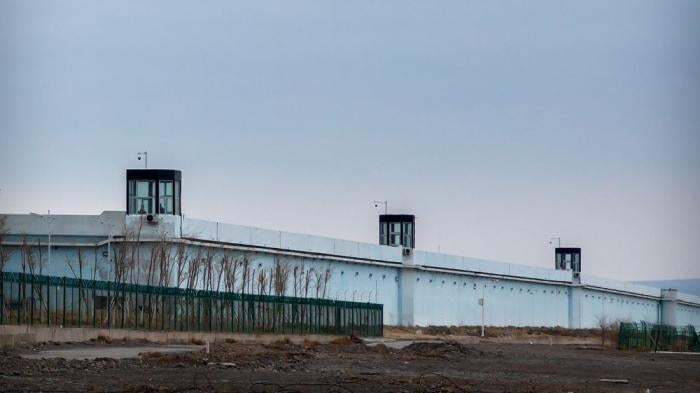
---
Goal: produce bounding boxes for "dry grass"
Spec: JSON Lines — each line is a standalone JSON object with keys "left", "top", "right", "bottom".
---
{"left": 139, "top": 351, "right": 164, "bottom": 359}
{"left": 225, "top": 338, "right": 237, "bottom": 344}
{"left": 96, "top": 335, "right": 112, "bottom": 344}
{"left": 190, "top": 338, "right": 205, "bottom": 345}
{"left": 303, "top": 339, "right": 319, "bottom": 349}
{"left": 274, "top": 337, "right": 293, "bottom": 345}
{"left": 330, "top": 336, "right": 354, "bottom": 345}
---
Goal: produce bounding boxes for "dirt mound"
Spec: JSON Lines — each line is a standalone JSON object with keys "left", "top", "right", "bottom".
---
{"left": 402, "top": 341, "right": 482, "bottom": 357}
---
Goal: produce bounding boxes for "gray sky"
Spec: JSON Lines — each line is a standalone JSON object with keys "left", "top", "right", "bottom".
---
{"left": 1, "top": 1, "right": 699, "bottom": 281}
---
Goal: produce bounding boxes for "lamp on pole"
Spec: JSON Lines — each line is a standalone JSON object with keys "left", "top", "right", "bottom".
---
{"left": 46, "top": 210, "right": 54, "bottom": 271}
{"left": 137, "top": 152, "right": 148, "bottom": 169}
{"left": 373, "top": 200, "right": 388, "bottom": 215}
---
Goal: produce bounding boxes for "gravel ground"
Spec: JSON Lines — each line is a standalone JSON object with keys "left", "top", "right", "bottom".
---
{"left": 0, "top": 338, "right": 697, "bottom": 392}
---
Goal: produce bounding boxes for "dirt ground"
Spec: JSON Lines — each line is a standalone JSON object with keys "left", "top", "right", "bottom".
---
{"left": 0, "top": 336, "right": 697, "bottom": 393}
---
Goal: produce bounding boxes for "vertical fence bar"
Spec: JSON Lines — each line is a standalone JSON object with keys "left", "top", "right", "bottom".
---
{"left": 0, "top": 272, "right": 3, "bottom": 325}
{"left": 92, "top": 280, "right": 96, "bottom": 328}
{"left": 29, "top": 276, "right": 34, "bottom": 326}
{"left": 62, "top": 277, "right": 66, "bottom": 327}
{"left": 107, "top": 282, "right": 111, "bottom": 329}
{"left": 1, "top": 273, "right": 386, "bottom": 337}
{"left": 46, "top": 276, "right": 51, "bottom": 326}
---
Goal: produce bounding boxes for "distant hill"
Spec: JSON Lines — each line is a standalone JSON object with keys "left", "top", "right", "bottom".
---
{"left": 635, "top": 279, "right": 700, "bottom": 297}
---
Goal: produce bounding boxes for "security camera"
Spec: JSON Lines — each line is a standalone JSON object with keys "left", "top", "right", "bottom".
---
{"left": 374, "top": 204, "right": 378, "bottom": 207}
{"left": 138, "top": 156, "right": 142, "bottom": 160}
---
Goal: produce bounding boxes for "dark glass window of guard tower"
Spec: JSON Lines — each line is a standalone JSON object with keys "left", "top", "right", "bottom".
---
{"left": 126, "top": 169, "right": 181, "bottom": 215}
{"left": 555, "top": 248, "right": 581, "bottom": 273}
{"left": 379, "top": 214, "right": 415, "bottom": 248}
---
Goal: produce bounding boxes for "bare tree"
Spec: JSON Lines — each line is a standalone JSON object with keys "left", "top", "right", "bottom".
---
{"left": 202, "top": 248, "right": 216, "bottom": 291}
{"left": 128, "top": 217, "right": 144, "bottom": 284}
{"left": 173, "top": 243, "right": 189, "bottom": 288}
{"left": 257, "top": 268, "right": 268, "bottom": 295}
{"left": 303, "top": 267, "right": 314, "bottom": 298}
{"left": 111, "top": 224, "right": 137, "bottom": 284}
{"left": 0, "top": 215, "right": 12, "bottom": 272}
{"left": 239, "top": 255, "right": 251, "bottom": 294}
{"left": 314, "top": 265, "right": 332, "bottom": 299}
{"left": 223, "top": 253, "right": 240, "bottom": 293}
{"left": 187, "top": 246, "right": 203, "bottom": 290}
{"left": 20, "top": 237, "right": 37, "bottom": 274}
{"left": 272, "top": 258, "right": 290, "bottom": 296}
{"left": 215, "top": 253, "right": 230, "bottom": 292}
{"left": 66, "top": 248, "right": 85, "bottom": 280}
{"left": 157, "top": 240, "right": 173, "bottom": 288}
{"left": 292, "top": 262, "right": 306, "bottom": 297}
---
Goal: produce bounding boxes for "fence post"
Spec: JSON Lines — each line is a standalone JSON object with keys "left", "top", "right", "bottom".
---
{"left": 174, "top": 291, "right": 178, "bottom": 331}
{"left": 44, "top": 276, "right": 48, "bottom": 327}
{"left": 107, "top": 281, "right": 111, "bottom": 329}
{"left": 62, "top": 277, "right": 66, "bottom": 327}
{"left": 77, "top": 279, "right": 81, "bottom": 326}
{"left": 0, "top": 271, "right": 3, "bottom": 325}
{"left": 121, "top": 284, "right": 126, "bottom": 329}
{"left": 29, "top": 275, "right": 34, "bottom": 326}
{"left": 161, "top": 289, "right": 165, "bottom": 330}
{"left": 148, "top": 289, "right": 152, "bottom": 331}
{"left": 92, "top": 280, "right": 96, "bottom": 328}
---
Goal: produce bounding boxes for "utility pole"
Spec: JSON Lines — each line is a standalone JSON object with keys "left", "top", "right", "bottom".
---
{"left": 47, "top": 210, "right": 51, "bottom": 269}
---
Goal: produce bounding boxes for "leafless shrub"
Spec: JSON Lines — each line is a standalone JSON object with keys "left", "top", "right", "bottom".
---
{"left": 597, "top": 314, "right": 620, "bottom": 347}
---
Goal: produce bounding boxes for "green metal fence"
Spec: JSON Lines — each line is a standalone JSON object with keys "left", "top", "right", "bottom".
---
{"left": 618, "top": 322, "right": 699, "bottom": 352}
{"left": 0, "top": 272, "right": 383, "bottom": 337}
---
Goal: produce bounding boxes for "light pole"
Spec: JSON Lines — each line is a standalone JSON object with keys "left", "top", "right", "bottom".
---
{"left": 373, "top": 200, "right": 388, "bottom": 215}
{"left": 137, "top": 152, "right": 148, "bottom": 169}
{"left": 46, "top": 210, "right": 54, "bottom": 271}
{"left": 100, "top": 218, "right": 115, "bottom": 281}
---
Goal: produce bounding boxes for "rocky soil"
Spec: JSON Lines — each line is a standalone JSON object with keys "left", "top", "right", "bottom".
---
{"left": 0, "top": 338, "right": 697, "bottom": 392}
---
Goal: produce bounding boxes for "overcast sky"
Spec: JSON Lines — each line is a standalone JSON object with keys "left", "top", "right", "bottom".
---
{"left": 1, "top": 1, "right": 699, "bottom": 281}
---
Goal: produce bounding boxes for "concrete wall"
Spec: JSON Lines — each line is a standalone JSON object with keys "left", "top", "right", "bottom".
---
{"left": 2, "top": 213, "right": 700, "bottom": 330}
{"left": 0, "top": 325, "right": 345, "bottom": 348}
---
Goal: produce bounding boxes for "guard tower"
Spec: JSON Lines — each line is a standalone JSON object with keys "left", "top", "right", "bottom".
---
{"left": 379, "top": 214, "right": 415, "bottom": 248}
{"left": 555, "top": 247, "right": 581, "bottom": 273}
{"left": 126, "top": 169, "right": 182, "bottom": 216}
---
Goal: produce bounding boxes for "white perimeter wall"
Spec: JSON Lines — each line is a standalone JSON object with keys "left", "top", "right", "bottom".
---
{"left": 3, "top": 213, "right": 700, "bottom": 329}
